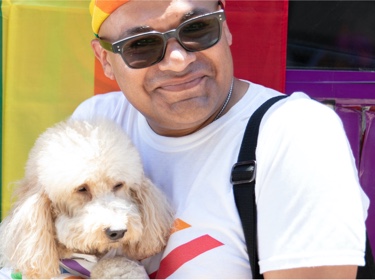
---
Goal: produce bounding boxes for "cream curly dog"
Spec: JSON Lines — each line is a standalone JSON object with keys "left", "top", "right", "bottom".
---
{"left": 0, "top": 118, "right": 174, "bottom": 279}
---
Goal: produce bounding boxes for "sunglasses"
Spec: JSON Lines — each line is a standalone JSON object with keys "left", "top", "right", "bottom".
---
{"left": 98, "top": 8, "right": 226, "bottom": 69}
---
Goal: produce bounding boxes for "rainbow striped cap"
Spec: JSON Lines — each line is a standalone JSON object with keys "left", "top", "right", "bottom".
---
{"left": 90, "top": 0, "right": 130, "bottom": 37}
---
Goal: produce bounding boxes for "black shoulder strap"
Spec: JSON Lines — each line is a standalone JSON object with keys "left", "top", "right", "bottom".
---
{"left": 231, "top": 95, "right": 287, "bottom": 279}
{"left": 231, "top": 94, "right": 375, "bottom": 279}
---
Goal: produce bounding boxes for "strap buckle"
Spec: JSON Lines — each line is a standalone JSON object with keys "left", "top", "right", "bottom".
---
{"left": 230, "top": 160, "right": 257, "bottom": 185}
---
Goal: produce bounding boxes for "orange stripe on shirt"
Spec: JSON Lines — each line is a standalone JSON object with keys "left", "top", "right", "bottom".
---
{"left": 171, "top": 218, "right": 191, "bottom": 233}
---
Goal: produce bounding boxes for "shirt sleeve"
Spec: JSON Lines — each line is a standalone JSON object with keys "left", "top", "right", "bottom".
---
{"left": 70, "top": 91, "right": 124, "bottom": 121}
{"left": 0, "top": 267, "right": 13, "bottom": 279}
{"left": 255, "top": 92, "right": 369, "bottom": 273}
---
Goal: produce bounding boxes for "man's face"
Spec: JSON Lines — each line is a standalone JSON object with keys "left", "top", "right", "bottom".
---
{"left": 95, "top": 0, "right": 233, "bottom": 136}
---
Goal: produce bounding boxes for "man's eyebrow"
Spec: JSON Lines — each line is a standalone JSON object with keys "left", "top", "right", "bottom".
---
{"left": 181, "top": 7, "right": 210, "bottom": 21}
{"left": 121, "top": 7, "right": 211, "bottom": 38}
{"left": 125, "top": 26, "right": 154, "bottom": 37}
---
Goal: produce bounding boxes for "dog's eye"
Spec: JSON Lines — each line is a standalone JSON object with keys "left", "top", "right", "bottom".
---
{"left": 75, "top": 184, "right": 92, "bottom": 200}
{"left": 77, "top": 184, "right": 89, "bottom": 193}
{"left": 113, "top": 183, "right": 124, "bottom": 192}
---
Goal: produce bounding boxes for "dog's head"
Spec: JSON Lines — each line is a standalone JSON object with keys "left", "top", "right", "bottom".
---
{"left": 0, "top": 119, "right": 174, "bottom": 278}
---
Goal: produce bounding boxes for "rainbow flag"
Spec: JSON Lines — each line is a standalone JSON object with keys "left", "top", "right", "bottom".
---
{"left": 1, "top": 0, "right": 288, "bottom": 219}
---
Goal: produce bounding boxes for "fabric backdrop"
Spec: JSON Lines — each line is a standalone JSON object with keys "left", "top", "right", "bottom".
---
{"left": 0, "top": 0, "right": 288, "bottom": 218}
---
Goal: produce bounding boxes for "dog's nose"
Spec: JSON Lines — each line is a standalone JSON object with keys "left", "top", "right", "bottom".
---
{"left": 105, "top": 228, "right": 127, "bottom": 241}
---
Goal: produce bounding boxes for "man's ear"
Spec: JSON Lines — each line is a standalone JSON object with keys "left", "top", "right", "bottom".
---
{"left": 223, "top": 22, "right": 233, "bottom": 46}
{"left": 91, "top": 39, "right": 116, "bottom": 80}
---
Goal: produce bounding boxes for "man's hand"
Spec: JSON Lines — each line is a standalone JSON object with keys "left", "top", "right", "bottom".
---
{"left": 263, "top": 265, "right": 357, "bottom": 279}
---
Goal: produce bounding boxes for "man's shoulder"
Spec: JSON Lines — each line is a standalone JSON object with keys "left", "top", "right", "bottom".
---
{"left": 267, "top": 91, "right": 339, "bottom": 124}
{"left": 72, "top": 91, "right": 128, "bottom": 120}
{"left": 83, "top": 91, "right": 124, "bottom": 106}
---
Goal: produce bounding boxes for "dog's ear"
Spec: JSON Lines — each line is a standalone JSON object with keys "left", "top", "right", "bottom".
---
{"left": 0, "top": 180, "right": 60, "bottom": 279}
{"left": 128, "top": 178, "right": 174, "bottom": 260}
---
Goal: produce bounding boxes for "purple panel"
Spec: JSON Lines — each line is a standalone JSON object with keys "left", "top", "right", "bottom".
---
{"left": 286, "top": 70, "right": 375, "bottom": 103}
{"left": 360, "top": 110, "right": 375, "bottom": 247}
{"left": 287, "top": 70, "right": 375, "bottom": 82}
{"left": 335, "top": 106, "right": 362, "bottom": 170}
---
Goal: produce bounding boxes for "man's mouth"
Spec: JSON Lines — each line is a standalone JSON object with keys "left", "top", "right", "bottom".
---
{"left": 158, "top": 76, "right": 205, "bottom": 92}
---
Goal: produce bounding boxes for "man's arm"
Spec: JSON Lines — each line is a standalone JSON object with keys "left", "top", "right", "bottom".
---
{"left": 264, "top": 265, "right": 357, "bottom": 279}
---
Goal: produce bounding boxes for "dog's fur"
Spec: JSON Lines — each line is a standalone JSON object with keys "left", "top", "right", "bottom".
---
{"left": 0, "top": 118, "right": 174, "bottom": 279}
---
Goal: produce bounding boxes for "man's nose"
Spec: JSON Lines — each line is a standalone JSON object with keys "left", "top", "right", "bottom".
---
{"left": 157, "top": 39, "right": 197, "bottom": 72}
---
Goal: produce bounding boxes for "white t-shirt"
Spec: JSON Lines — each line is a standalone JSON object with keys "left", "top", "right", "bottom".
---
{"left": 71, "top": 81, "right": 369, "bottom": 278}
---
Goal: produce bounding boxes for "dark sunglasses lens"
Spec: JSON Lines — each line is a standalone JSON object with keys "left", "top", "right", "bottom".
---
{"left": 122, "top": 35, "right": 165, "bottom": 68}
{"left": 179, "top": 16, "right": 220, "bottom": 51}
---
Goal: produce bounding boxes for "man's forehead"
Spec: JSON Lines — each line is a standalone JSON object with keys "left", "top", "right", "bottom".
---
{"left": 99, "top": 0, "right": 219, "bottom": 39}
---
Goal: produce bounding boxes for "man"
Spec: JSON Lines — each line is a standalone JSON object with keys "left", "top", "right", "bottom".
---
{"left": 72, "top": 0, "right": 370, "bottom": 278}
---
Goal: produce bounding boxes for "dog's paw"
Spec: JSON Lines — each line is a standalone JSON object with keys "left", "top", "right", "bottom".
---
{"left": 91, "top": 256, "right": 149, "bottom": 279}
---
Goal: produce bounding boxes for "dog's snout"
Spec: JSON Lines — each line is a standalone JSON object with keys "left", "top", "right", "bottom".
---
{"left": 105, "top": 228, "right": 127, "bottom": 241}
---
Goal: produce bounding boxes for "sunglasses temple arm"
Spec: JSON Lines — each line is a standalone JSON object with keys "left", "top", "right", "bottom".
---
{"left": 98, "top": 38, "right": 117, "bottom": 53}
